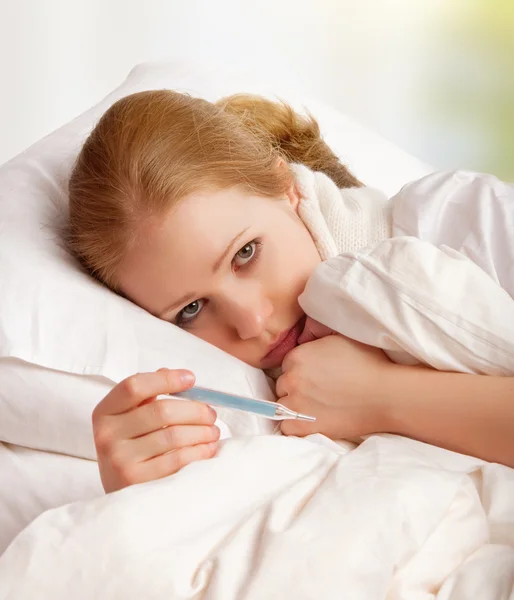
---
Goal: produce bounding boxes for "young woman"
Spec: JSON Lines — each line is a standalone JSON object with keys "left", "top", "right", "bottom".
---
{"left": 68, "top": 90, "right": 514, "bottom": 492}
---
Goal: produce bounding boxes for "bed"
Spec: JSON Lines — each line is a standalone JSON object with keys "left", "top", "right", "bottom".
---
{"left": 1, "top": 60, "right": 513, "bottom": 599}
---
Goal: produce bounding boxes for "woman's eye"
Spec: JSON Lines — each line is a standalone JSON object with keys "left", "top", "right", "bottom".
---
{"left": 177, "top": 299, "right": 204, "bottom": 324}
{"left": 234, "top": 241, "right": 256, "bottom": 266}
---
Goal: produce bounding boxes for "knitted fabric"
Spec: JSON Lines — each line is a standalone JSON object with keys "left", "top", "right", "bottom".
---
{"left": 290, "top": 163, "right": 392, "bottom": 258}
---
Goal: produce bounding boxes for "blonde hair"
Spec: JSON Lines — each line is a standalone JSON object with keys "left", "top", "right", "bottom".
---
{"left": 68, "top": 90, "right": 361, "bottom": 288}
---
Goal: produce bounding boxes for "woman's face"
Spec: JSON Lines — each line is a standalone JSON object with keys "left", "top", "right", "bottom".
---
{"left": 117, "top": 184, "right": 321, "bottom": 369}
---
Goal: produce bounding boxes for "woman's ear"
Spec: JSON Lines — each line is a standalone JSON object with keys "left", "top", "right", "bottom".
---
{"left": 276, "top": 157, "right": 301, "bottom": 212}
{"left": 285, "top": 181, "right": 300, "bottom": 212}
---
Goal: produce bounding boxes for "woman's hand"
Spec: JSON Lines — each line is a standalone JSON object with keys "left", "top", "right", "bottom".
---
{"left": 276, "top": 329, "right": 394, "bottom": 439}
{"left": 92, "top": 369, "right": 220, "bottom": 493}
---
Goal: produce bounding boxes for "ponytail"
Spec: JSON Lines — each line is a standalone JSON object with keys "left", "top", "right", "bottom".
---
{"left": 217, "top": 94, "right": 362, "bottom": 188}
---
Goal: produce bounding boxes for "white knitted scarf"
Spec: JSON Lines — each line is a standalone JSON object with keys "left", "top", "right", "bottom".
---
{"left": 290, "top": 163, "right": 392, "bottom": 258}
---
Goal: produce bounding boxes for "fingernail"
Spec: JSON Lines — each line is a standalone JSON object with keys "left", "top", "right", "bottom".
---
{"left": 179, "top": 371, "right": 195, "bottom": 386}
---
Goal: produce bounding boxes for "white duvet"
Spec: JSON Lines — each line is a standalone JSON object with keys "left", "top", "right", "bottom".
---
{"left": 0, "top": 434, "right": 513, "bottom": 599}
{"left": 1, "top": 171, "right": 514, "bottom": 598}
{"left": 300, "top": 170, "right": 514, "bottom": 375}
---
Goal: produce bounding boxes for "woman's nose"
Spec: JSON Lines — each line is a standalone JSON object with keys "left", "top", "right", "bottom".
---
{"left": 224, "top": 294, "right": 273, "bottom": 340}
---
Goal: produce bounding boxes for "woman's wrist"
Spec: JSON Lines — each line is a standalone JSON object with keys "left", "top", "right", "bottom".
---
{"left": 377, "top": 362, "right": 469, "bottom": 437}
{"left": 357, "top": 360, "right": 409, "bottom": 435}
{"left": 373, "top": 361, "right": 414, "bottom": 434}
{"left": 377, "top": 363, "right": 431, "bottom": 435}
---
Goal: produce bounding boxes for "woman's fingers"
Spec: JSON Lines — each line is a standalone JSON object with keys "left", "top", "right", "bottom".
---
{"left": 96, "top": 369, "right": 195, "bottom": 416}
{"left": 120, "top": 442, "right": 219, "bottom": 487}
{"left": 92, "top": 369, "right": 224, "bottom": 493}
{"left": 128, "top": 425, "right": 221, "bottom": 462}
{"left": 112, "top": 398, "right": 217, "bottom": 439}
{"left": 297, "top": 317, "right": 335, "bottom": 344}
{"left": 275, "top": 373, "right": 289, "bottom": 399}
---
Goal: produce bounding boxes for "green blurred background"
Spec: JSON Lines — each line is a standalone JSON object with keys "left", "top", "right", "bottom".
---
{"left": 424, "top": 0, "right": 514, "bottom": 179}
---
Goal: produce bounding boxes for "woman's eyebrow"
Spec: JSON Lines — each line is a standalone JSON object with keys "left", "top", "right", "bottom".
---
{"left": 159, "top": 226, "right": 251, "bottom": 318}
{"left": 212, "top": 227, "right": 250, "bottom": 274}
{"left": 158, "top": 290, "right": 197, "bottom": 318}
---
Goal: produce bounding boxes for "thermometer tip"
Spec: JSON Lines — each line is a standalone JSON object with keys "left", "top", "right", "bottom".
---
{"left": 297, "top": 412, "right": 316, "bottom": 422}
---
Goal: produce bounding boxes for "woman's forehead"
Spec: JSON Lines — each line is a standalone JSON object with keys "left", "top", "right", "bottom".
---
{"left": 166, "top": 188, "right": 280, "bottom": 241}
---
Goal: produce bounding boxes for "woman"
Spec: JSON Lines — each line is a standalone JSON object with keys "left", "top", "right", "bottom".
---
{"left": 68, "top": 90, "right": 514, "bottom": 493}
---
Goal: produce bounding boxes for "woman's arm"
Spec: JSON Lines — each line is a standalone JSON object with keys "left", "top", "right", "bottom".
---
{"left": 383, "top": 365, "right": 514, "bottom": 467}
{"left": 277, "top": 333, "right": 514, "bottom": 468}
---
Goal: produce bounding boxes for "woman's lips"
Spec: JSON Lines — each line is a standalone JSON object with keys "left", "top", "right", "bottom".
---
{"left": 261, "top": 317, "right": 305, "bottom": 368}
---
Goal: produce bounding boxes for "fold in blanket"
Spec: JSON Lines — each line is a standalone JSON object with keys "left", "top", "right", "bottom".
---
{"left": 0, "top": 434, "right": 513, "bottom": 599}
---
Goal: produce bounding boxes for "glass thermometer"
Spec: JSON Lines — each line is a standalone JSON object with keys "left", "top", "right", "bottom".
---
{"left": 169, "top": 387, "right": 316, "bottom": 422}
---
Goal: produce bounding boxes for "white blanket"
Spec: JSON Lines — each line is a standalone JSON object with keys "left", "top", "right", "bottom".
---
{"left": 299, "top": 170, "right": 514, "bottom": 374}
{"left": 0, "top": 434, "right": 513, "bottom": 599}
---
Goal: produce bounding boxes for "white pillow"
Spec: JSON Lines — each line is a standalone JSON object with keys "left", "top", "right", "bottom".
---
{"left": 0, "top": 60, "right": 432, "bottom": 460}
